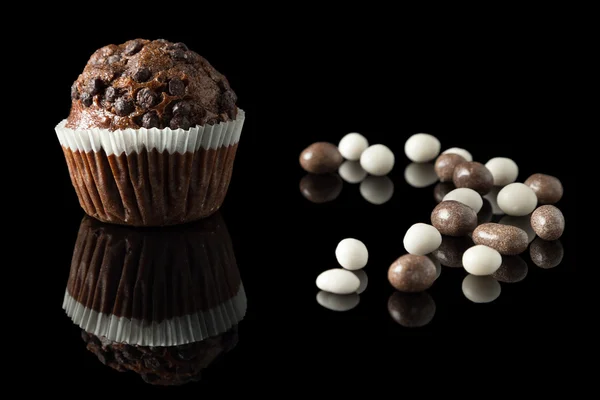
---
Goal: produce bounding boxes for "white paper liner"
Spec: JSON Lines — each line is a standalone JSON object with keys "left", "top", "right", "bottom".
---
{"left": 63, "top": 284, "right": 247, "bottom": 347}
{"left": 55, "top": 109, "right": 245, "bottom": 156}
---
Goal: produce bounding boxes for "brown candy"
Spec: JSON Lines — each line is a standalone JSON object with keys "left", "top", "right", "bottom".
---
{"left": 299, "top": 142, "right": 343, "bottom": 174}
{"left": 431, "top": 200, "right": 477, "bottom": 237}
{"left": 524, "top": 173, "right": 563, "bottom": 204}
{"left": 492, "top": 256, "right": 528, "bottom": 283}
{"left": 387, "top": 292, "right": 436, "bottom": 328}
{"left": 472, "top": 223, "right": 529, "bottom": 255}
{"left": 531, "top": 205, "right": 565, "bottom": 240}
{"left": 435, "top": 153, "right": 466, "bottom": 182}
{"left": 453, "top": 161, "right": 494, "bottom": 195}
{"left": 431, "top": 236, "right": 474, "bottom": 268}
{"left": 299, "top": 173, "right": 343, "bottom": 203}
{"left": 388, "top": 254, "right": 437, "bottom": 292}
{"left": 530, "top": 238, "right": 564, "bottom": 269}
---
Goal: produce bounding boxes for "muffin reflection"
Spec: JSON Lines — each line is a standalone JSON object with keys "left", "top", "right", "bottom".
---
{"left": 387, "top": 292, "right": 436, "bottom": 328}
{"left": 82, "top": 327, "right": 238, "bottom": 386}
{"left": 530, "top": 238, "right": 564, "bottom": 269}
{"left": 300, "top": 173, "right": 343, "bottom": 203}
{"left": 63, "top": 213, "right": 246, "bottom": 347}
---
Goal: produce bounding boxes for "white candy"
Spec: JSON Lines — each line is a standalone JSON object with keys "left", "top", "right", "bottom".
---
{"left": 338, "top": 132, "right": 369, "bottom": 161}
{"left": 338, "top": 160, "right": 367, "bottom": 184}
{"left": 404, "top": 133, "right": 441, "bottom": 163}
{"left": 499, "top": 215, "right": 536, "bottom": 243}
{"left": 403, "top": 223, "right": 442, "bottom": 256}
{"left": 404, "top": 163, "right": 438, "bottom": 188}
{"left": 485, "top": 157, "right": 519, "bottom": 186}
{"left": 335, "top": 238, "right": 369, "bottom": 270}
{"left": 497, "top": 183, "right": 538, "bottom": 216}
{"left": 316, "top": 269, "right": 360, "bottom": 294}
{"left": 316, "top": 291, "right": 360, "bottom": 312}
{"left": 442, "top": 147, "right": 473, "bottom": 162}
{"left": 360, "top": 176, "right": 394, "bottom": 205}
{"left": 443, "top": 188, "right": 483, "bottom": 213}
{"left": 350, "top": 269, "right": 368, "bottom": 294}
{"left": 360, "top": 144, "right": 395, "bottom": 176}
{"left": 462, "top": 275, "right": 501, "bottom": 303}
{"left": 462, "top": 245, "right": 502, "bottom": 275}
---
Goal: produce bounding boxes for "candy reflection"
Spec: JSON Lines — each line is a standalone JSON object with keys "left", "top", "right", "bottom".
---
{"left": 316, "top": 291, "right": 360, "bottom": 312}
{"left": 350, "top": 269, "right": 369, "bottom": 294}
{"left": 427, "top": 254, "right": 442, "bottom": 280}
{"left": 360, "top": 176, "right": 394, "bottom": 205}
{"left": 300, "top": 173, "right": 343, "bottom": 203}
{"left": 484, "top": 186, "right": 505, "bottom": 216}
{"left": 499, "top": 214, "right": 536, "bottom": 243}
{"left": 492, "top": 255, "right": 528, "bottom": 283}
{"left": 431, "top": 235, "right": 474, "bottom": 268}
{"left": 434, "top": 182, "right": 456, "bottom": 203}
{"left": 477, "top": 198, "right": 493, "bottom": 224}
{"left": 462, "top": 275, "right": 501, "bottom": 303}
{"left": 387, "top": 292, "right": 436, "bottom": 328}
{"left": 404, "top": 162, "right": 438, "bottom": 188}
{"left": 338, "top": 160, "right": 368, "bottom": 184}
{"left": 529, "top": 238, "right": 564, "bottom": 269}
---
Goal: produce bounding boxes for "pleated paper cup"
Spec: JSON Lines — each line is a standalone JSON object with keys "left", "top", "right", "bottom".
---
{"left": 55, "top": 109, "right": 245, "bottom": 227}
{"left": 63, "top": 212, "right": 247, "bottom": 346}
{"left": 82, "top": 326, "right": 239, "bottom": 386}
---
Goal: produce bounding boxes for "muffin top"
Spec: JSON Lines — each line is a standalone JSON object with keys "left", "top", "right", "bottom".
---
{"left": 66, "top": 39, "right": 238, "bottom": 131}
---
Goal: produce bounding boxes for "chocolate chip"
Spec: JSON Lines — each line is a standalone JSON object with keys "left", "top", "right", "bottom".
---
{"left": 167, "top": 42, "right": 188, "bottom": 51}
{"left": 169, "top": 114, "right": 191, "bottom": 130}
{"left": 219, "top": 90, "right": 237, "bottom": 112}
{"left": 124, "top": 40, "right": 143, "bottom": 56}
{"left": 136, "top": 88, "right": 159, "bottom": 109}
{"left": 81, "top": 93, "right": 93, "bottom": 107}
{"left": 141, "top": 112, "right": 160, "bottom": 128}
{"left": 107, "top": 54, "right": 121, "bottom": 64}
{"left": 89, "top": 78, "right": 104, "bottom": 95}
{"left": 170, "top": 49, "right": 186, "bottom": 60}
{"left": 104, "top": 87, "right": 117, "bottom": 102}
{"left": 168, "top": 78, "right": 185, "bottom": 96}
{"left": 71, "top": 83, "right": 79, "bottom": 100}
{"left": 133, "top": 68, "right": 151, "bottom": 83}
{"left": 172, "top": 101, "right": 191, "bottom": 115}
{"left": 114, "top": 97, "right": 134, "bottom": 116}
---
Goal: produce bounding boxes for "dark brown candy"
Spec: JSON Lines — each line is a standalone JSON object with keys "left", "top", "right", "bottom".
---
{"left": 472, "top": 223, "right": 529, "bottom": 255}
{"left": 168, "top": 78, "right": 185, "bottom": 96}
{"left": 137, "top": 88, "right": 159, "bottom": 109}
{"left": 71, "top": 83, "right": 79, "bottom": 100}
{"left": 170, "top": 114, "right": 191, "bottom": 130}
{"left": 431, "top": 200, "right": 478, "bottom": 237}
{"left": 531, "top": 205, "right": 565, "bottom": 241}
{"left": 141, "top": 112, "right": 160, "bottom": 128}
{"left": 435, "top": 153, "right": 466, "bottom": 182}
{"left": 299, "top": 142, "right": 344, "bottom": 174}
{"left": 124, "top": 40, "right": 143, "bottom": 56}
{"left": 453, "top": 161, "right": 494, "bottom": 195}
{"left": 81, "top": 93, "right": 93, "bottom": 107}
{"left": 89, "top": 78, "right": 104, "bottom": 95}
{"left": 104, "top": 87, "right": 117, "bottom": 102}
{"left": 388, "top": 254, "right": 437, "bottom": 293}
{"left": 115, "top": 97, "right": 134, "bottom": 116}
{"left": 172, "top": 101, "right": 191, "bottom": 116}
{"left": 524, "top": 173, "right": 563, "bottom": 204}
{"left": 133, "top": 68, "right": 152, "bottom": 83}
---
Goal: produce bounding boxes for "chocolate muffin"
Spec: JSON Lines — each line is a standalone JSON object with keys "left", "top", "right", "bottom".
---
{"left": 63, "top": 212, "right": 247, "bottom": 346}
{"left": 66, "top": 39, "right": 238, "bottom": 130}
{"left": 56, "top": 39, "right": 246, "bottom": 226}
{"left": 82, "top": 327, "right": 239, "bottom": 386}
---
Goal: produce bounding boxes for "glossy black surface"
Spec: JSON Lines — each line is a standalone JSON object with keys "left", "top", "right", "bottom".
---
{"left": 28, "top": 21, "right": 577, "bottom": 392}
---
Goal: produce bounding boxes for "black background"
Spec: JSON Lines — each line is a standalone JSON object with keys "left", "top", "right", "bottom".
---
{"left": 24, "top": 13, "right": 577, "bottom": 393}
